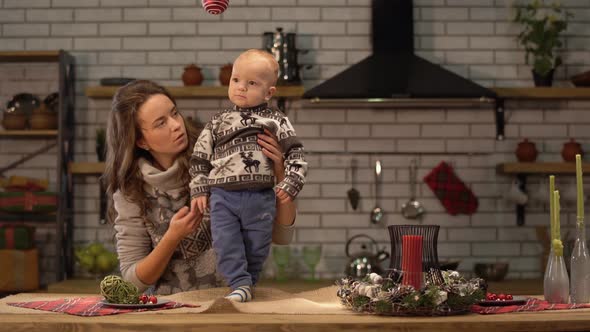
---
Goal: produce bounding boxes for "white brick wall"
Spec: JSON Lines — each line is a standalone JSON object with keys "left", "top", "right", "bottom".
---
{"left": 2, "top": 1, "right": 590, "bottom": 282}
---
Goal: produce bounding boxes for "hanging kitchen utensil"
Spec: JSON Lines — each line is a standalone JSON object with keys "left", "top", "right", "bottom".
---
{"left": 347, "top": 159, "right": 360, "bottom": 210}
{"left": 370, "top": 160, "right": 384, "bottom": 224}
{"left": 401, "top": 159, "right": 426, "bottom": 219}
{"left": 99, "top": 181, "right": 107, "bottom": 225}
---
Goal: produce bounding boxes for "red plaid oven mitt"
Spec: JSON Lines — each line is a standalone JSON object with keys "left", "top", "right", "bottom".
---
{"left": 423, "top": 161, "right": 478, "bottom": 215}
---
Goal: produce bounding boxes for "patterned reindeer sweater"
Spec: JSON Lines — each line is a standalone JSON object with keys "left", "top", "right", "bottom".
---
{"left": 189, "top": 103, "right": 307, "bottom": 199}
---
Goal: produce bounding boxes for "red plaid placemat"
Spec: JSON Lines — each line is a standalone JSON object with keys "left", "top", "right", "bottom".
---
{"left": 7, "top": 296, "right": 200, "bottom": 316}
{"left": 471, "top": 297, "right": 590, "bottom": 315}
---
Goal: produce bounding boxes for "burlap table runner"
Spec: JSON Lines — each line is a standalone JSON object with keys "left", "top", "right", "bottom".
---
{"left": 0, "top": 286, "right": 349, "bottom": 315}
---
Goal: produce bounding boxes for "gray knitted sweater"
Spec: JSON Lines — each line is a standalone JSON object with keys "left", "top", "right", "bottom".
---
{"left": 189, "top": 103, "right": 307, "bottom": 199}
{"left": 113, "top": 158, "right": 295, "bottom": 295}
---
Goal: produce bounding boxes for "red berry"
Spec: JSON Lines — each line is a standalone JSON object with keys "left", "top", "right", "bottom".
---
{"left": 139, "top": 294, "right": 148, "bottom": 304}
{"left": 149, "top": 295, "right": 157, "bottom": 304}
{"left": 506, "top": 294, "right": 513, "bottom": 300}
{"left": 498, "top": 293, "right": 506, "bottom": 301}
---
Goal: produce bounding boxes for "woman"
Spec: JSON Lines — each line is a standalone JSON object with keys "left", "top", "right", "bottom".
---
{"left": 104, "top": 80, "right": 296, "bottom": 295}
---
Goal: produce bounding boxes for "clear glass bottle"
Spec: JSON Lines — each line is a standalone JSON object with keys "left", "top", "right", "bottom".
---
{"left": 570, "top": 219, "right": 590, "bottom": 303}
{"left": 544, "top": 246, "right": 570, "bottom": 303}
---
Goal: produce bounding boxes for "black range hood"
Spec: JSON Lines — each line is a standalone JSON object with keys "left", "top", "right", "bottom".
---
{"left": 303, "top": 0, "right": 497, "bottom": 108}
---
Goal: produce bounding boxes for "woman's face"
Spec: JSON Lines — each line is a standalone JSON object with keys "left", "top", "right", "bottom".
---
{"left": 135, "top": 94, "right": 188, "bottom": 160}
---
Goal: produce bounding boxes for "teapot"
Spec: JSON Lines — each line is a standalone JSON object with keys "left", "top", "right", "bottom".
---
{"left": 345, "top": 234, "right": 390, "bottom": 278}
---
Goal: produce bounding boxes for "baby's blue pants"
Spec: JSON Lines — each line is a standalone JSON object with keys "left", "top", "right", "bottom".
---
{"left": 210, "top": 187, "right": 276, "bottom": 290}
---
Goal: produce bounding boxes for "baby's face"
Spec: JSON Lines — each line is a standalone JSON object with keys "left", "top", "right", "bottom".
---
{"left": 228, "top": 57, "right": 276, "bottom": 108}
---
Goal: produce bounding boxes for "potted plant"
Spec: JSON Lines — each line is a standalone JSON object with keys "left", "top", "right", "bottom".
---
{"left": 513, "top": 0, "right": 572, "bottom": 86}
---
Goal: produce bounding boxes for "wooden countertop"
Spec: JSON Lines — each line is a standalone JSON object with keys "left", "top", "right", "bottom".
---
{"left": 3, "top": 279, "right": 590, "bottom": 331}
{"left": 45, "top": 278, "right": 543, "bottom": 295}
{"left": 2, "top": 305, "right": 590, "bottom": 332}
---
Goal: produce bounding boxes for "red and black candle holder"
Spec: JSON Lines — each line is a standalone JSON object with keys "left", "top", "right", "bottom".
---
{"left": 387, "top": 225, "right": 444, "bottom": 288}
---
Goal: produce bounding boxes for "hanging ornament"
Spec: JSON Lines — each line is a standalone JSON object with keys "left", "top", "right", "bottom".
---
{"left": 202, "top": 0, "right": 229, "bottom": 15}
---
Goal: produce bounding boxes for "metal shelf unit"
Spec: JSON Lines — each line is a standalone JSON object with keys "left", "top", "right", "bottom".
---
{"left": 0, "top": 50, "right": 76, "bottom": 282}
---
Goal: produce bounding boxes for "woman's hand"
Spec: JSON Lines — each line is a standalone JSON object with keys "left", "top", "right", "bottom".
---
{"left": 257, "top": 128, "right": 285, "bottom": 181}
{"left": 167, "top": 206, "right": 201, "bottom": 240}
{"left": 276, "top": 188, "right": 292, "bottom": 204}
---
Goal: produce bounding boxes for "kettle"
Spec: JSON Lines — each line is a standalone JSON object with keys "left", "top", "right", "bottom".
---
{"left": 263, "top": 27, "right": 307, "bottom": 85}
{"left": 345, "top": 234, "right": 390, "bottom": 278}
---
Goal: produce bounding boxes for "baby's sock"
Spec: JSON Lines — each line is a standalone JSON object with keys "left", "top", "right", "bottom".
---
{"left": 225, "top": 285, "right": 252, "bottom": 302}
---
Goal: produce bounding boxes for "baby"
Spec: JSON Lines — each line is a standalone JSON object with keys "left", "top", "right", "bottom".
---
{"left": 189, "top": 49, "right": 307, "bottom": 302}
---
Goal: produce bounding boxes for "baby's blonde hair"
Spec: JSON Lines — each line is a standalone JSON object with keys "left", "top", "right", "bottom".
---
{"left": 236, "top": 49, "right": 279, "bottom": 86}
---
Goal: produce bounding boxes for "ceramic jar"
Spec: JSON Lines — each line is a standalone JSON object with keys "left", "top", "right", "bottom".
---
{"left": 562, "top": 138, "right": 583, "bottom": 162}
{"left": 2, "top": 112, "right": 27, "bottom": 130}
{"left": 219, "top": 63, "right": 232, "bottom": 86}
{"left": 29, "top": 112, "right": 57, "bottom": 130}
{"left": 182, "top": 64, "right": 203, "bottom": 86}
{"left": 515, "top": 138, "right": 538, "bottom": 162}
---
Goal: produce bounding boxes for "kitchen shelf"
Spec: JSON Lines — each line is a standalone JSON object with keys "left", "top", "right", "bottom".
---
{"left": 85, "top": 85, "right": 305, "bottom": 98}
{"left": 69, "top": 162, "right": 105, "bottom": 175}
{"left": 86, "top": 86, "right": 590, "bottom": 100}
{"left": 0, "top": 130, "right": 58, "bottom": 137}
{"left": 0, "top": 51, "right": 61, "bottom": 62}
{"left": 496, "top": 162, "right": 589, "bottom": 227}
{"left": 491, "top": 87, "right": 590, "bottom": 140}
{"left": 0, "top": 220, "right": 58, "bottom": 227}
{"left": 492, "top": 87, "right": 590, "bottom": 99}
{"left": 84, "top": 86, "right": 590, "bottom": 141}
{"left": 496, "top": 162, "right": 590, "bottom": 174}
{"left": 0, "top": 50, "right": 76, "bottom": 283}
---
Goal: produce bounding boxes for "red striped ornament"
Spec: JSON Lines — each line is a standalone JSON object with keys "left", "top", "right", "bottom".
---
{"left": 202, "top": 0, "right": 229, "bottom": 15}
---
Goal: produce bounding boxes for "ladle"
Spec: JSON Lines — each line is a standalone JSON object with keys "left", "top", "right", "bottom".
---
{"left": 347, "top": 159, "right": 360, "bottom": 210}
{"left": 401, "top": 159, "right": 426, "bottom": 219}
{"left": 370, "top": 160, "right": 384, "bottom": 224}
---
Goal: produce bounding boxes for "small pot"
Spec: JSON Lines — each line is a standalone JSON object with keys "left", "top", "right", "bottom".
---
{"left": 6, "top": 93, "right": 41, "bottom": 117}
{"left": 515, "top": 138, "right": 538, "bottom": 162}
{"left": 42, "top": 92, "right": 59, "bottom": 113}
{"left": 571, "top": 69, "right": 590, "bottom": 87}
{"left": 182, "top": 64, "right": 203, "bottom": 86}
{"left": 29, "top": 112, "right": 58, "bottom": 130}
{"left": 532, "top": 69, "right": 555, "bottom": 87}
{"left": 2, "top": 112, "right": 27, "bottom": 130}
{"left": 562, "top": 138, "right": 583, "bottom": 162}
{"left": 219, "top": 63, "right": 232, "bottom": 86}
{"left": 474, "top": 262, "right": 509, "bottom": 282}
